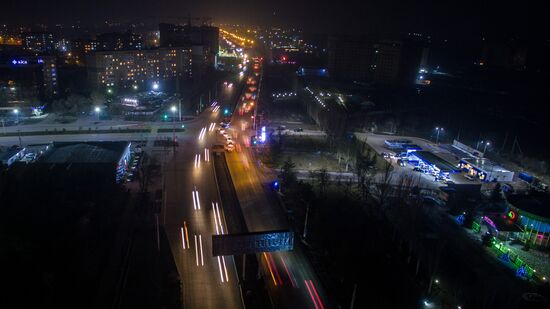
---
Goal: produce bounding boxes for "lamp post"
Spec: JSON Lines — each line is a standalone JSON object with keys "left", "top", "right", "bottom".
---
{"left": 435, "top": 127, "right": 444, "bottom": 144}
{"left": 13, "top": 108, "right": 19, "bottom": 123}
{"left": 171, "top": 105, "right": 177, "bottom": 152}
{"left": 94, "top": 106, "right": 101, "bottom": 121}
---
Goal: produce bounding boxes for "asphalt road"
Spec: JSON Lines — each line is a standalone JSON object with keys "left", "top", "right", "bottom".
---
{"left": 224, "top": 64, "right": 329, "bottom": 309}
{"left": 161, "top": 83, "right": 244, "bottom": 308}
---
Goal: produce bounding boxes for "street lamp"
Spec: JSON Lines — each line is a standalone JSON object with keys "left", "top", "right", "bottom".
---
{"left": 94, "top": 106, "right": 101, "bottom": 120}
{"left": 435, "top": 127, "right": 444, "bottom": 144}
{"left": 171, "top": 105, "right": 177, "bottom": 151}
{"left": 13, "top": 108, "right": 19, "bottom": 123}
{"left": 133, "top": 84, "right": 138, "bottom": 90}
{"left": 483, "top": 141, "right": 490, "bottom": 153}
{"left": 152, "top": 82, "right": 159, "bottom": 91}
{"left": 107, "top": 88, "right": 113, "bottom": 94}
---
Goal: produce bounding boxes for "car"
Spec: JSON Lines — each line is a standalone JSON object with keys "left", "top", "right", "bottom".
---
{"left": 277, "top": 125, "right": 286, "bottom": 130}
{"left": 293, "top": 127, "right": 303, "bottom": 132}
{"left": 413, "top": 166, "right": 422, "bottom": 172}
{"left": 219, "top": 129, "right": 226, "bottom": 134}
{"left": 397, "top": 159, "right": 406, "bottom": 167}
{"left": 223, "top": 133, "right": 229, "bottom": 138}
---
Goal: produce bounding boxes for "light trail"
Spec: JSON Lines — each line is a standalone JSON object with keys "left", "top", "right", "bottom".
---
{"left": 305, "top": 280, "right": 320, "bottom": 309}
{"left": 192, "top": 187, "right": 201, "bottom": 210}
{"left": 222, "top": 256, "right": 229, "bottom": 282}
{"left": 268, "top": 253, "right": 283, "bottom": 285}
{"left": 217, "top": 256, "right": 225, "bottom": 282}
{"left": 281, "top": 256, "right": 297, "bottom": 288}
{"left": 199, "top": 234, "right": 204, "bottom": 266}
{"left": 198, "top": 127, "right": 207, "bottom": 140}
{"left": 309, "top": 280, "right": 325, "bottom": 309}
{"left": 212, "top": 202, "right": 220, "bottom": 235}
{"left": 181, "top": 227, "right": 186, "bottom": 250}
{"left": 205, "top": 148, "right": 210, "bottom": 162}
{"left": 184, "top": 221, "right": 190, "bottom": 248}
{"left": 194, "top": 235, "right": 199, "bottom": 266}
{"left": 263, "top": 252, "right": 278, "bottom": 286}
{"left": 215, "top": 202, "right": 224, "bottom": 234}
{"left": 209, "top": 122, "right": 216, "bottom": 132}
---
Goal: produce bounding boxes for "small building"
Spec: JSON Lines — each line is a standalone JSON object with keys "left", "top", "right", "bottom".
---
{"left": 458, "top": 157, "right": 514, "bottom": 182}
{"left": 0, "top": 147, "right": 25, "bottom": 166}
{"left": 508, "top": 193, "right": 550, "bottom": 248}
{"left": 38, "top": 141, "right": 131, "bottom": 183}
{"left": 408, "top": 150, "right": 459, "bottom": 177}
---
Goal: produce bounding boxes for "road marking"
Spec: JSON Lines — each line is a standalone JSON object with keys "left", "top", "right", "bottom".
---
{"left": 192, "top": 190, "right": 197, "bottom": 210}
{"left": 213, "top": 202, "right": 219, "bottom": 235}
{"left": 198, "top": 127, "right": 207, "bottom": 140}
{"left": 192, "top": 187, "right": 201, "bottom": 211}
{"left": 204, "top": 148, "right": 210, "bottom": 162}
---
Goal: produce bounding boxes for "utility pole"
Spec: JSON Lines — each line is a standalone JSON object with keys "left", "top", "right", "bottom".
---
{"left": 350, "top": 283, "right": 358, "bottom": 309}
{"left": 303, "top": 203, "right": 310, "bottom": 240}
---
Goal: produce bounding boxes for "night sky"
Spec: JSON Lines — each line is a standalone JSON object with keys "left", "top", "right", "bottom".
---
{"left": 2, "top": 0, "right": 531, "bottom": 38}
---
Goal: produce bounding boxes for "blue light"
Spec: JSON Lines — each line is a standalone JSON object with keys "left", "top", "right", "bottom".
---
{"left": 273, "top": 181, "right": 279, "bottom": 188}
{"left": 37, "top": 59, "right": 44, "bottom": 64}
{"left": 224, "top": 109, "right": 229, "bottom": 115}
{"left": 11, "top": 59, "right": 28, "bottom": 65}
{"left": 260, "top": 126, "right": 266, "bottom": 143}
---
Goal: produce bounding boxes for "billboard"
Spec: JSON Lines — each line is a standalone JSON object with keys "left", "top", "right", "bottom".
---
{"left": 212, "top": 230, "right": 294, "bottom": 256}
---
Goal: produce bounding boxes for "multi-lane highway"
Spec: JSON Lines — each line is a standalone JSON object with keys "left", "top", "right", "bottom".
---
{"left": 224, "top": 59, "right": 329, "bottom": 309}
{"left": 161, "top": 80, "right": 245, "bottom": 308}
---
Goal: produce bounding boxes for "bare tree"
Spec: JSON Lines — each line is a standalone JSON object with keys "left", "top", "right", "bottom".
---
{"left": 137, "top": 154, "right": 161, "bottom": 194}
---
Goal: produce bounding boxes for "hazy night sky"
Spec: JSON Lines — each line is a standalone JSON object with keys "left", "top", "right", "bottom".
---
{"left": 1, "top": 0, "right": 531, "bottom": 38}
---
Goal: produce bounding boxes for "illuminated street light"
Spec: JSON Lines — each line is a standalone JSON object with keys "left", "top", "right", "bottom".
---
{"left": 94, "top": 106, "right": 101, "bottom": 120}
{"left": 152, "top": 82, "right": 159, "bottom": 91}
{"left": 107, "top": 88, "right": 113, "bottom": 94}
{"left": 13, "top": 108, "right": 19, "bottom": 122}
{"left": 133, "top": 84, "right": 138, "bottom": 90}
{"left": 171, "top": 105, "right": 178, "bottom": 151}
{"left": 483, "top": 141, "right": 491, "bottom": 153}
{"left": 435, "top": 127, "right": 444, "bottom": 144}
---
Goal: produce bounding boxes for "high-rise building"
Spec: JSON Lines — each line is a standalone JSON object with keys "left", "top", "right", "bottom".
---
{"left": 159, "top": 23, "right": 219, "bottom": 56}
{"left": 22, "top": 32, "right": 57, "bottom": 53}
{"left": 327, "top": 35, "right": 373, "bottom": 81}
{"left": 96, "top": 32, "right": 143, "bottom": 51}
{"left": 0, "top": 53, "right": 58, "bottom": 101}
{"left": 328, "top": 35, "right": 429, "bottom": 84}
{"left": 370, "top": 40, "right": 402, "bottom": 83}
{"left": 86, "top": 47, "right": 193, "bottom": 90}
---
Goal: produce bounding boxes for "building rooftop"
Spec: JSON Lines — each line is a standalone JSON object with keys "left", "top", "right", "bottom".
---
{"left": 413, "top": 151, "right": 459, "bottom": 173}
{"left": 463, "top": 157, "right": 511, "bottom": 173}
{"left": 39, "top": 142, "right": 129, "bottom": 164}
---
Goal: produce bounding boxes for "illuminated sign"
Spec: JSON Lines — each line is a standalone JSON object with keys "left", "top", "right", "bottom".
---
{"left": 260, "top": 126, "right": 266, "bottom": 143}
{"left": 507, "top": 210, "right": 518, "bottom": 221}
{"left": 11, "top": 59, "right": 28, "bottom": 65}
{"left": 212, "top": 230, "right": 294, "bottom": 256}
